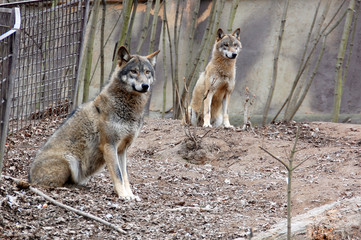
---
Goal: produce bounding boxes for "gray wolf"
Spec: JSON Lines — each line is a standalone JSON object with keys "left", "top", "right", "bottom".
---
{"left": 189, "top": 28, "right": 241, "bottom": 128}
{"left": 29, "top": 46, "right": 160, "bottom": 200}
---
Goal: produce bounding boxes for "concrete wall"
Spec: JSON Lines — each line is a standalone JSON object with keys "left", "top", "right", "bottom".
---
{"left": 79, "top": 0, "right": 361, "bottom": 123}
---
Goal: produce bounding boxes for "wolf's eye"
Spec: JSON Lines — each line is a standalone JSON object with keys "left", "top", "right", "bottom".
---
{"left": 145, "top": 70, "right": 150, "bottom": 75}
{"left": 130, "top": 70, "right": 137, "bottom": 74}
{"left": 224, "top": 43, "right": 229, "bottom": 47}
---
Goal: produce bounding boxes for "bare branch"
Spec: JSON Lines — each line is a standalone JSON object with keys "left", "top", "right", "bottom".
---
{"left": 258, "top": 146, "right": 289, "bottom": 171}
{"left": 199, "top": 129, "right": 212, "bottom": 139}
{"left": 293, "top": 155, "right": 313, "bottom": 171}
{"left": 290, "top": 126, "right": 300, "bottom": 159}
{"left": 242, "top": 87, "right": 256, "bottom": 131}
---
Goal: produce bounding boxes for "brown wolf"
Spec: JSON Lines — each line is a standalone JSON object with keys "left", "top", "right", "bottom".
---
{"left": 29, "top": 46, "right": 160, "bottom": 200}
{"left": 189, "top": 28, "right": 241, "bottom": 128}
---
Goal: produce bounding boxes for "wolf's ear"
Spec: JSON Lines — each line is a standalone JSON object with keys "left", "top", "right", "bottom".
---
{"left": 217, "top": 28, "right": 225, "bottom": 41}
{"left": 117, "top": 46, "right": 131, "bottom": 64}
{"left": 146, "top": 49, "right": 160, "bottom": 66}
{"left": 232, "top": 28, "right": 241, "bottom": 40}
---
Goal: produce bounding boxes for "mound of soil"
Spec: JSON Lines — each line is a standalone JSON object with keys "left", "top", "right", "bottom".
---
{"left": 1, "top": 117, "right": 360, "bottom": 239}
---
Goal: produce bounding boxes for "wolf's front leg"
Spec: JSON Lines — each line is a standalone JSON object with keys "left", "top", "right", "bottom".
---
{"left": 102, "top": 144, "right": 134, "bottom": 200}
{"left": 203, "top": 92, "right": 214, "bottom": 127}
{"left": 222, "top": 93, "right": 234, "bottom": 129}
{"left": 117, "top": 150, "right": 138, "bottom": 200}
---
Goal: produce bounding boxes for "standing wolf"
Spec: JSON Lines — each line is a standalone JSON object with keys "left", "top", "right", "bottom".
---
{"left": 189, "top": 28, "right": 241, "bottom": 128}
{"left": 29, "top": 46, "right": 160, "bottom": 200}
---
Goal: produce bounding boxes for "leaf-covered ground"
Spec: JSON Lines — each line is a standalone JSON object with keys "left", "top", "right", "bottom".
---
{"left": 1, "top": 117, "right": 360, "bottom": 239}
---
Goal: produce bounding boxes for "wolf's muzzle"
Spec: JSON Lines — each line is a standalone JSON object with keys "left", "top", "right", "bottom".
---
{"left": 132, "top": 83, "right": 150, "bottom": 93}
{"left": 230, "top": 53, "right": 237, "bottom": 59}
{"left": 141, "top": 83, "right": 149, "bottom": 91}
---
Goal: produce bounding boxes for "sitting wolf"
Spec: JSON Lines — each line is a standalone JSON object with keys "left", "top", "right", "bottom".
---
{"left": 189, "top": 28, "right": 242, "bottom": 128}
{"left": 29, "top": 46, "right": 160, "bottom": 200}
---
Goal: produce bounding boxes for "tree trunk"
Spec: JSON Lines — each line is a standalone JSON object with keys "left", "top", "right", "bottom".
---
{"left": 184, "top": 0, "right": 201, "bottom": 82}
{"left": 171, "top": 0, "right": 182, "bottom": 119}
{"left": 82, "top": 0, "right": 101, "bottom": 103}
{"left": 136, "top": 0, "right": 153, "bottom": 54}
{"left": 262, "top": 0, "right": 289, "bottom": 126}
{"left": 332, "top": 0, "right": 356, "bottom": 122}
{"left": 227, "top": 0, "right": 241, "bottom": 33}
{"left": 144, "top": 0, "right": 161, "bottom": 116}
{"left": 110, "top": 0, "right": 134, "bottom": 72}
{"left": 100, "top": 0, "right": 106, "bottom": 89}
{"left": 162, "top": 1, "right": 168, "bottom": 118}
{"left": 125, "top": 0, "right": 138, "bottom": 48}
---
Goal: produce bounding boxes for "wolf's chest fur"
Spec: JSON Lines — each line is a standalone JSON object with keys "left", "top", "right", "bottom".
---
{"left": 205, "top": 57, "right": 236, "bottom": 92}
{"left": 93, "top": 86, "right": 148, "bottom": 146}
{"left": 97, "top": 88, "right": 147, "bottom": 123}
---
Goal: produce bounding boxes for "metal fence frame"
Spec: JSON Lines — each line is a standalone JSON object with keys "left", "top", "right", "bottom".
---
{"left": 0, "top": 6, "right": 21, "bottom": 176}
{"left": 0, "top": 0, "right": 89, "bottom": 133}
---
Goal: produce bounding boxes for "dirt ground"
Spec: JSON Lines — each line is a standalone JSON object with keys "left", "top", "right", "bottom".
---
{"left": 1, "top": 117, "right": 360, "bottom": 239}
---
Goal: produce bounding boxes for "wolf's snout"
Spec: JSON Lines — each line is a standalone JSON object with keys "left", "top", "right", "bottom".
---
{"left": 231, "top": 53, "right": 237, "bottom": 59}
{"left": 132, "top": 83, "right": 150, "bottom": 92}
{"left": 141, "top": 83, "right": 149, "bottom": 91}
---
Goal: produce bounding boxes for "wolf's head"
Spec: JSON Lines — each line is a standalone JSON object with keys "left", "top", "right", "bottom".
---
{"left": 215, "top": 28, "right": 242, "bottom": 60}
{"left": 114, "top": 46, "right": 160, "bottom": 93}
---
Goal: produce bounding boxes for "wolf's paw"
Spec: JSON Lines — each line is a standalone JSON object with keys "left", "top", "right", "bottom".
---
{"left": 120, "top": 193, "right": 141, "bottom": 201}
{"left": 119, "top": 191, "right": 141, "bottom": 202}
{"left": 224, "top": 124, "right": 235, "bottom": 129}
{"left": 203, "top": 123, "right": 212, "bottom": 128}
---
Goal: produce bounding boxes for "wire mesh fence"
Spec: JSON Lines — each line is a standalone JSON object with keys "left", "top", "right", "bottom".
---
{"left": 0, "top": 6, "right": 20, "bottom": 175}
{"left": 0, "top": 0, "right": 89, "bottom": 133}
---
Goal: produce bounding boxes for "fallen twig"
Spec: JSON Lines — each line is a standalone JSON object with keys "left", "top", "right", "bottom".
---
{"left": 166, "top": 205, "right": 212, "bottom": 212}
{"left": 3, "top": 175, "right": 126, "bottom": 234}
{"left": 199, "top": 129, "right": 212, "bottom": 139}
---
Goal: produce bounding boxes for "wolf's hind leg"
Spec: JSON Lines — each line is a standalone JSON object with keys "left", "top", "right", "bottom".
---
{"left": 29, "top": 158, "right": 71, "bottom": 187}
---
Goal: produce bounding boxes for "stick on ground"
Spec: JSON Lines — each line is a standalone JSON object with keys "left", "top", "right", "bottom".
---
{"left": 3, "top": 175, "right": 126, "bottom": 234}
